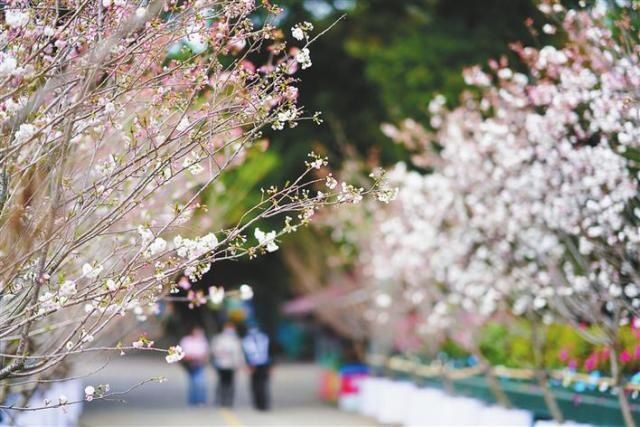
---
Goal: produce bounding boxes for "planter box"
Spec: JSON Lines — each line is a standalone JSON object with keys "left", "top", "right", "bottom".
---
{"left": 428, "top": 374, "right": 636, "bottom": 426}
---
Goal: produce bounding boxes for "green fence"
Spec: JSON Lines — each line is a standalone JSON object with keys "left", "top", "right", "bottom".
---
{"left": 372, "top": 357, "right": 640, "bottom": 426}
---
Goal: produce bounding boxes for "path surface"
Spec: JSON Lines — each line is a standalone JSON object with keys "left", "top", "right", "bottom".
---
{"left": 80, "top": 357, "right": 376, "bottom": 426}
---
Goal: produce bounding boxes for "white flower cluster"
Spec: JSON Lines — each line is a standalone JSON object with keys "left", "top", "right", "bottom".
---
{"left": 272, "top": 108, "right": 298, "bottom": 131}
{"left": 209, "top": 286, "right": 225, "bottom": 304}
{"left": 84, "top": 386, "right": 95, "bottom": 401}
{"left": 13, "top": 123, "right": 37, "bottom": 144}
{"left": 132, "top": 338, "right": 154, "bottom": 349}
{"left": 5, "top": 8, "right": 30, "bottom": 28}
{"left": 82, "top": 263, "right": 104, "bottom": 279}
{"left": 83, "top": 384, "right": 109, "bottom": 402}
{"left": 254, "top": 228, "right": 278, "bottom": 252}
{"left": 138, "top": 226, "right": 168, "bottom": 258}
{"left": 305, "top": 152, "right": 328, "bottom": 171}
{"left": 360, "top": 8, "right": 640, "bottom": 339}
{"left": 165, "top": 345, "right": 185, "bottom": 363}
{"left": 337, "top": 182, "right": 364, "bottom": 204}
{"left": 291, "top": 21, "right": 313, "bottom": 41}
{"left": 38, "top": 280, "right": 77, "bottom": 315}
{"left": 182, "top": 151, "right": 204, "bottom": 175}
{"left": 325, "top": 175, "right": 338, "bottom": 190}
{"left": 295, "top": 48, "right": 312, "bottom": 70}
{"left": 0, "top": 53, "right": 23, "bottom": 77}
{"left": 173, "top": 233, "right": 219, "bottom": 260}
{"left": 176, "top": 116, "right": 190, "bottom": 132}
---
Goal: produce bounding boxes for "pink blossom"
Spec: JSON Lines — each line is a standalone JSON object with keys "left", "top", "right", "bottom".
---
{"left": 620, "top": 350, "right": 632, "bottom": 364}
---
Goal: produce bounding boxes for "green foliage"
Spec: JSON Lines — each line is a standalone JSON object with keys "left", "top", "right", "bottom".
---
{"left": 469, "top": 320, "right": 640, "bottom": 374}
{"left": 345, "top": 0, "right": 547, "bottom": 119}
{"left": 543, "top": 323, "right": 593, "bottom": 367}
{"left": 478, "top": 323, "right": 512, "bottom": 366}
{"left": 203, "top": 146, "right": 281, "bottom": 228}
{"left": 440, "top": 337, "right": 470, "bottom": 360}
{"left": 475, "top": 321, "right": 538, "bottom": 368}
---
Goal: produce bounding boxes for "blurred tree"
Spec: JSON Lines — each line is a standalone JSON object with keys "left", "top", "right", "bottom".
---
{"left": 272, "top": 0, "right": 551, "bottom": 166}
{"left": 191, "top": 0, "right": 631, "bottom": 344}
{"left": 188, "top": 0, "right": 555, "bottom": 340}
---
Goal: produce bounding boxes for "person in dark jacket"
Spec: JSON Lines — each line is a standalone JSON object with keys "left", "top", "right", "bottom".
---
{"left": 242, "top": 326, "right": 271, "bottom": 410}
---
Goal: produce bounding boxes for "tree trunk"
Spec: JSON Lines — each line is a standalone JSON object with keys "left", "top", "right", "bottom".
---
{"left": 536, "top": 370, "right": 564, "bottom": 423}
{"left": 441, "top": 366, "right": 456, "bottom": 395}
{"left": 470, "top": 341, "right": 512, "bottom": 408}
{"left": 610, "top": 347, "right": 636, "bottom": 427}
{"left": 531, "top": 321, "right": 564, "bottom": 423}
{"left": 483, "top": 365, "right": 512, "bottom": 408}
{"left": 442, "top": 376, "right": 456, "bottom": 395}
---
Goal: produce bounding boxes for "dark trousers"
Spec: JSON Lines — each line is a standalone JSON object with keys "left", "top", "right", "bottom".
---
{"left": 250, "top": 364, "right": 270, "bottom": 410}
{"left": 215, "top": 368, "right": 235, "bottom": 407}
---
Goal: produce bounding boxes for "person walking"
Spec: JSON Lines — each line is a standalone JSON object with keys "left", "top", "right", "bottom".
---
{"left": 179, "top": 326, "right": 209, "bottom": 406}
{"left": 211, "top": 322, "right": 244, "bottom": 407}
{"left": 242, "top": 325, "right": 271, "bottom": 411}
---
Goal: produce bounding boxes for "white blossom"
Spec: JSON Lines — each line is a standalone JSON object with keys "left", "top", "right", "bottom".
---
{"left": 292, "top": 27, "right": 304, "bottom": 40}
{"left": 176, "top": 117, "right": 190, "bottom": 132}
{"left": 173, "top": 233, "right": 218, "bottom": 260}
{"left": 325, "top": 175, "right": 338, "bottom": 190}
{"left": 104, "top": 102, "right": 116, "bottom": 114}
{"left": 0, "top": 54, "right": 19, "bottom": 77}
{"left": 82, "top": 263, "right": 104, "bottom": 279}
{"left": 295, "top": 48, "right": 312, "bottom": 70}
{"left": 165, "top": 345, "right": 185, "bottom": 363}
{"left": 59, "top": 281, "right": 77, "bottom": 298}
{"left": 254, "top": 227, "right": 278, "bottom": 252}
{"left": 84, "top": 386, "right": 95, "bottom": 401}
{"left": 209, "top": 286, "right": 225, "bottom": 304}
{"left": 5, "top": 9, "right": 30, "bottom": 28}
{"left": 105, "top": 279, "right": 118, "bottom": 292}
{"left": 146, "top": 237, "right": 167, "bottom": 257}
{"left": 13, "top": 123, "right": 37, "bottom": 144}
{"left": 239, "top": 284, "right": 253, "bottom": 300}
{"left": 291, "top": 22, "right": 313, "bottom": 40}
{"left": 137, "top": 226, "right": 154, "bottom": 245}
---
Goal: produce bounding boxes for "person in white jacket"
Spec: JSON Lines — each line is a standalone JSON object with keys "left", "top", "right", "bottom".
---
{"left": 211, "top": 322, "right": 244, "bottom": 407}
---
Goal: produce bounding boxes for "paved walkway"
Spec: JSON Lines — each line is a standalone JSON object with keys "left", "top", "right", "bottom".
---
{"left": 80, "top": 357, "right": 376, "bottom": 426}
